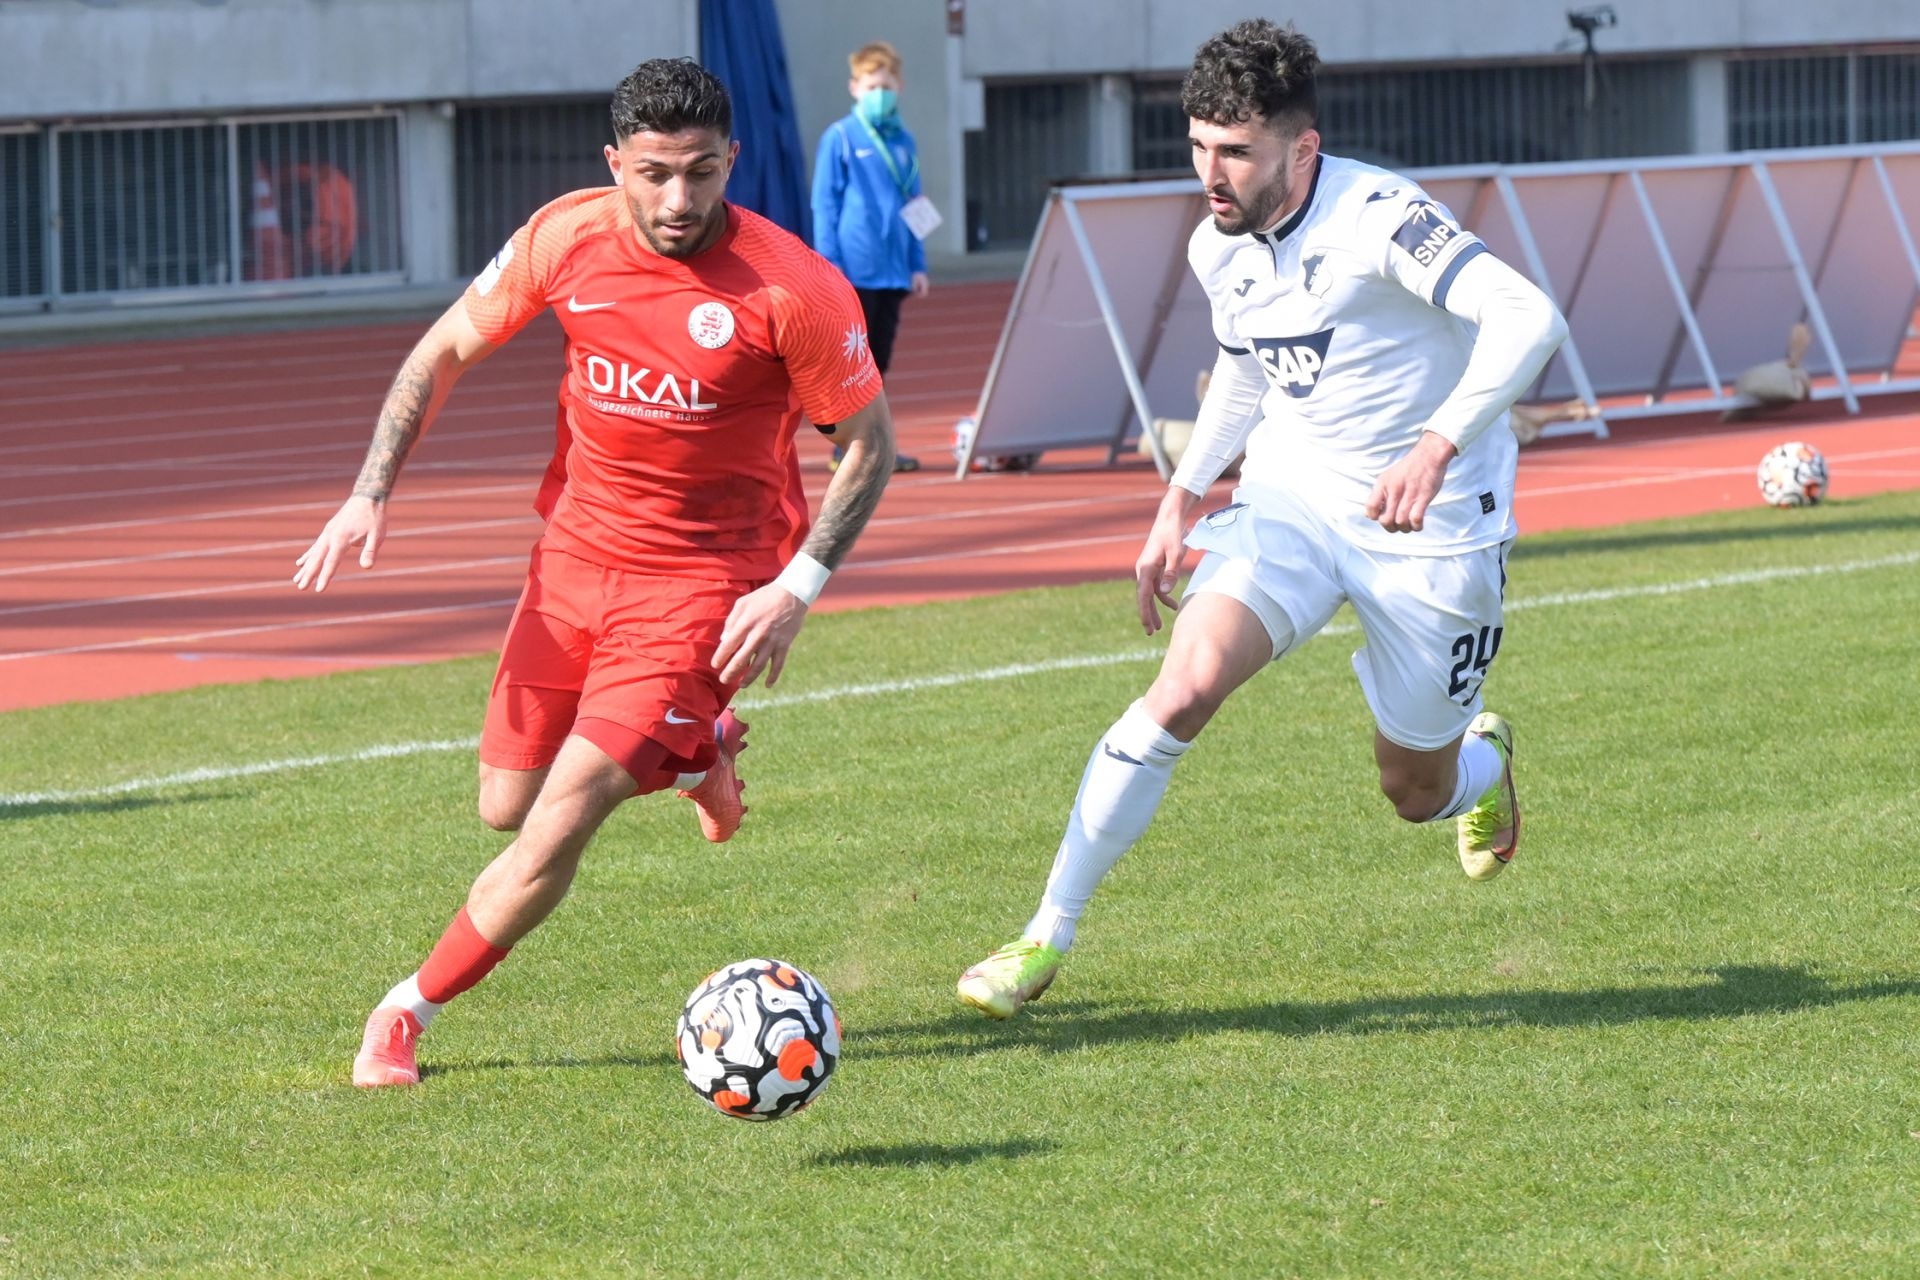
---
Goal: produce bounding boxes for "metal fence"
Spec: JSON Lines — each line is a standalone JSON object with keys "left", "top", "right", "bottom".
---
{"left": 1729, "top": 48, "right": 1920, "bottom": 150}
{"left": 5, "top": 109, "right": 402, "bottom": 308}
{"left": 454, "top": 99, "right": 612, "bottom": 273}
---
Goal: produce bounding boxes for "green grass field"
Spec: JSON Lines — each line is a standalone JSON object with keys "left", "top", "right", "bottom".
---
{"left": 5, "top": 490, "right": 1919, "bottom": 1278}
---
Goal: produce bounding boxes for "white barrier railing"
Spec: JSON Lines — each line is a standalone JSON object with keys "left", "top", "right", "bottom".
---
{"left": 965, "top": 142, "right": 1920, "bottom": 477}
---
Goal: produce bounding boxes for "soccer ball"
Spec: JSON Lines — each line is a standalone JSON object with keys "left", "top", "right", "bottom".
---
{"left": 675, "top": 958, "right": 839, "bottom": 1120}
{"left": 1756, "top": 441, "right": 1828, "bottom": 507}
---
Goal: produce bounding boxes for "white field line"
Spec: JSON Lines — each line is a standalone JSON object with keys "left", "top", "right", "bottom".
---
{"left": 4, "top": 547, "right": 1914, "bottom": 808}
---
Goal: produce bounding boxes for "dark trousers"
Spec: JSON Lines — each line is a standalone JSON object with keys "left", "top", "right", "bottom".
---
{"left": 855, "top": 287, "right": 909, "bottom": 375}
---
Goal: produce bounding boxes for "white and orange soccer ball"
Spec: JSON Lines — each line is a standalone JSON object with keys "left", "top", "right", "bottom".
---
{"left": 1756, "top": 441, "right": 1829, "bottom": 508}
{"left": 676, "top": 958, "right": 839, "bottom": 1121}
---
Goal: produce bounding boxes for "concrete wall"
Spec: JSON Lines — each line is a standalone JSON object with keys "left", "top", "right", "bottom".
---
{"left": 957, "top": 0, "right": 1920, "bottom": 76}
{"left": 0, "top": 0, "right": 699, "bottom": 119}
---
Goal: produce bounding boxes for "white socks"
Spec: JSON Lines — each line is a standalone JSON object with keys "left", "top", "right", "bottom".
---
{"left": 1430, "top": 731, "right": 1503, "bottom": 822}
{"left": 1024, "top": 700, "right": 1191, "bottom": 954}
{"left": 380, "top": 974, "right": 446, "bottom": 1030}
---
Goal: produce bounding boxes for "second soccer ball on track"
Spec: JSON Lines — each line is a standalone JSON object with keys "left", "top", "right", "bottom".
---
{"left": 1756, "top": 440, "right": 1829, "bottom": 508}
{"left": 676, "top": 958, "right": 840, "bottom": 1120}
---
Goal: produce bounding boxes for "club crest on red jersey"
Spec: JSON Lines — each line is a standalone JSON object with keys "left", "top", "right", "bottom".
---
{"left": 688, "top": 301, "right": 736, "bottom": 350}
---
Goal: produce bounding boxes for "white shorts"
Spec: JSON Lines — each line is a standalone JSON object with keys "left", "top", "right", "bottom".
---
{"left": 1183, "top": 485, "right": 1512, "bottom": 752}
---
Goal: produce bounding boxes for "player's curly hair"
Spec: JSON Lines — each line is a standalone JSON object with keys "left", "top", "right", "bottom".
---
{"left": 1181, "top": 19, "right": 1319, "bottom": 134}
{"left": 611, "top": 58, "right": 732, "bottom": 142}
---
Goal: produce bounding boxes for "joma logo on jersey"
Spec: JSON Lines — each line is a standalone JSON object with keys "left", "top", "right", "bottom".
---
{"left": 1251, "top": 328, "right": 1334, "bottom": 398}
{"left": 583, "top": 354, "right": 717, "bottom": 411}
{"left": 1392, "top": 201, "right": 1462, "bottom": 267}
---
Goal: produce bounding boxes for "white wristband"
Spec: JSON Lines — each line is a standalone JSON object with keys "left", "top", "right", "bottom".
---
{"left": 774, "top": 552, "right": 831, "bottom": 606}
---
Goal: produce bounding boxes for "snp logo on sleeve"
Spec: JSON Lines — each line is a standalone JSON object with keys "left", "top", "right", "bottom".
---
{"left": 1252, "top": 328, "right": 1334, "bottom": 398}
{"left": 1391, "top": 201, "right": 1463, "bottom": 267}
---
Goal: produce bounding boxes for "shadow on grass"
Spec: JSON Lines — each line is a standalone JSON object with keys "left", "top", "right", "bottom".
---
{"left": 853, "top": 965, "right": 1920, "bottom": 1059}
{"left": 0, "top": 792, "right": 226, "bottom": 820}
{"left": 810, "top": 1138, "right": 1057, "bottom": 1169}
{"left": 419, "top": 1051, "right": 670, "bottom": 1081}
{"left": 1512, "top": 509, "right": 1919, "bottom": 562}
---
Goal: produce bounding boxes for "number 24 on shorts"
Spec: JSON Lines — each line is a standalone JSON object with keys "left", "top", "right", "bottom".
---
{"left": 1447, "top": 625, "right": 1503, "bottom": 703}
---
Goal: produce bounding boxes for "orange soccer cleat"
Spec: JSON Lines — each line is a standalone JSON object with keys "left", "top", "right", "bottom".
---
{"left": 351, "top": 1006, "right": 423, "bottom": 1088}
{"left": 679, "top": 710, "right": 749, "bottom": 843}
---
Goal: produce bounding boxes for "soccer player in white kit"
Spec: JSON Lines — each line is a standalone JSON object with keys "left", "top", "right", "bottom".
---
{"left": 959, "top": 18, "right": 1569, "bottom": 1019}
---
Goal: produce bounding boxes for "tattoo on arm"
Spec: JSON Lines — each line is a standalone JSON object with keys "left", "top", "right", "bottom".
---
{"left": 351, "top": 350, "right": 440, "bottom": 502}
{"left": 800, "top": 434, "right": 891, "bottom": 570}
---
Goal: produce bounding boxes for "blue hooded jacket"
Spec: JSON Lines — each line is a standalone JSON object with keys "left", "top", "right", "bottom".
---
{"left": 811, "top": 108, "right": 928, "bottom": 290}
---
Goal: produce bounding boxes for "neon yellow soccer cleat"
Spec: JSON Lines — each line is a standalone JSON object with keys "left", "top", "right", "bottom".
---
{"left": 1457, "top": 711, "right": 1519, "bottom": 881}
{"left": 957, "top": 938, "right": 1065, "bottom": 1020}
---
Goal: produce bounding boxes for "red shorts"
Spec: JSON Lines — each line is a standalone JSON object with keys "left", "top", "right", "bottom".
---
{"left": 479, "top": 544, "right": 755, "bottom": 781}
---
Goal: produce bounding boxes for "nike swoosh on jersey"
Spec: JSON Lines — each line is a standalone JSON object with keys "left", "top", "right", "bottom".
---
{"left": 664, "top": 708, "right": 699, "bottom": 724}
{"left": 855, "top": 147, "right": 875, "bottom": 158}
{"left": 567, "top": 295, "right": 617, "bottom": 312}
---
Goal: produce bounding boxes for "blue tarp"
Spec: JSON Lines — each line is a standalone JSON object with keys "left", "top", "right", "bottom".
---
{"left": 700, "top": 0, "right": 811, "bottom": 241}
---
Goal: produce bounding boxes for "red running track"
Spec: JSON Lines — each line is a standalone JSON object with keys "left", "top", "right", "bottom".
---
{"left": 2, "top": 280, "right": 1918, "bottom": 712}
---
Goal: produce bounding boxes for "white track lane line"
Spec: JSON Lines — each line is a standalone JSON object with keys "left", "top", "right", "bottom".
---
{"left": 0, "top": 482, "right": 536, "bottom": 541}
{"left": 0, "top": 595, "right": 524, "bottom": 663}
{"left": 0, "top": 514, "right": 542, "bottom": 578}
{"left": 5, "top": 548, "right": 1913, "bottom": 807}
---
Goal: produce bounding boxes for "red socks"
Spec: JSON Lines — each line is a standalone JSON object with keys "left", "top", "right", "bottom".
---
{"left": 416, "top": 907, "right": 511, "bottom": 1004}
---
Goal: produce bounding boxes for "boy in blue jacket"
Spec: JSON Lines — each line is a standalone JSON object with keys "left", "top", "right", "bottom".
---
{"left": 812, "top": 40, "right": 934, "bottom": 472}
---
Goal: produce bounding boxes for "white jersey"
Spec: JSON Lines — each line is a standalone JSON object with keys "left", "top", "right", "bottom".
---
{"left": 1190, "top": 153, "right": 1518, "bottom": 554}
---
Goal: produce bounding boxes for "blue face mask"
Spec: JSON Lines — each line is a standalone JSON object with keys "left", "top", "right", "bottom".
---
{"left": 855, "top": 87, "right": 899, "bottom": 127}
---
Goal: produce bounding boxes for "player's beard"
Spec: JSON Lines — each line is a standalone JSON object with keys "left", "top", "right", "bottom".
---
{"left": 632, "top": 200, "right": 727, "bottom": 259}
{"left": 1210, "top": 167, "right": 1291, "bottom": 237}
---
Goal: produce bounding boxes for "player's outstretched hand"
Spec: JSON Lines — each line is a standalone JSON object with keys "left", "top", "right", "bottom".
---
{"left": 1135, "top": 509, "right": 1189, "bottom": 636}
{"left": 1366, "top": 431, "right": 1457, "bottom": 533}
{"left": 715, "top": 582, "right": 809, "bottom": 689}
{"left": 293, "top": 495, "right": 386, "bottom": 593}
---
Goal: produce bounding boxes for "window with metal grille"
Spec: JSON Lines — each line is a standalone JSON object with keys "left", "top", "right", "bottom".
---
{"left": 236, "top": 115, "right": 404, "bottom": 281}
{"left": 1128, "top": 59, "right": 1689, "bottom": 175}
{"left": 55, "top": 122, "right": 230, "bottom": 294}
{"left": 1730, "top": 49, "right": 1920, "bottom": 151}
{"left": 0, "top": 126, "right": 45, "bottom": 303}
{"left": 964, "top": 82, "right": 1091, "bottom": 250}
{"left": 48, "top": 111, "right": 402, "bottom": 298}
{"left": 455, "top": 99, "right": 613, "bottom": 272}
{"left": 1135, "top": 58, "right": 1691, "bottom": 174}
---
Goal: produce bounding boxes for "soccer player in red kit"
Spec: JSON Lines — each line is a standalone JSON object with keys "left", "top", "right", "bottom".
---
{"left": 292, "top": 59, "right": 896, "bottom": 1088}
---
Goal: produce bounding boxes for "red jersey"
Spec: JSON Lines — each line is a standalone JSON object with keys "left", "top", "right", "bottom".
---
{"left": 464, "top": 189, "right": 882, "bottom": 578}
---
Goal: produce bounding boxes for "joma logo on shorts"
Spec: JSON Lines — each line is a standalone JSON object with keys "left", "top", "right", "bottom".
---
{"left": 583, "top": 354, "right": 718, "bottom": 411}
{"left": 1251, "top": 328, "right": 1334, "bottom": 398}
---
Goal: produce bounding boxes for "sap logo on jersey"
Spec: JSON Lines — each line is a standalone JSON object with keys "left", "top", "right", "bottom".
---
{"left": 1251, "top": 329, "right": 1334, "bottom": 398}
{"left": 582, "top": 354, "right": 718, "bottom": 411}
{"left": 1392, "top": 201, "right": 1462, "bottom": 267}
